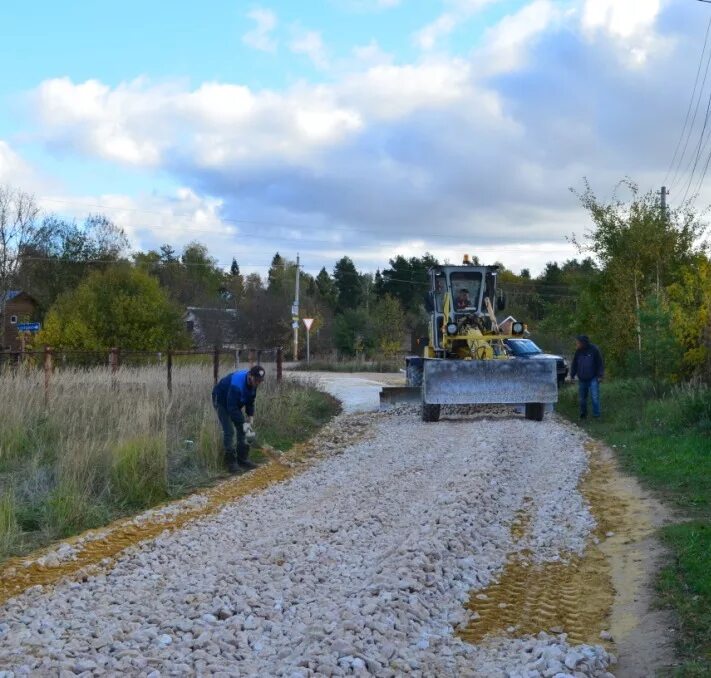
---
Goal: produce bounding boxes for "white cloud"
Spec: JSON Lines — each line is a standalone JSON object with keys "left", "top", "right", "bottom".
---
{"left": 581, "top": 0, "right": 664, "bottom": 65}
{"left": 415, "top": 0, "right": 499, "bottom": 50}
{"left": 18, "top": 2, "right": 706, "bottom": 276}
{"left": 290, "top": 29, "right": 329, "bottom": 69}
{"left": 475, "top": 0, "right": 560, "bottom": 76}
{"left": 242, "top": 8, "right": 278, "bottom": 53}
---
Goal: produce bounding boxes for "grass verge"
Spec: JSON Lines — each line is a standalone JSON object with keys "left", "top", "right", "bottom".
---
{"left": 0, "top": 365, "right": 339, "bottom": 563}
{"left": 558, "top": 379, "right": 711, "bottom": 675}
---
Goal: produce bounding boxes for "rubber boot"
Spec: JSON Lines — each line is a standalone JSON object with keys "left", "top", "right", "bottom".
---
{"left": 237, "top": 442, "right": 257, "bottom": 471}
{"left": 224, "top": 450, "right": 240, "bottom": 474}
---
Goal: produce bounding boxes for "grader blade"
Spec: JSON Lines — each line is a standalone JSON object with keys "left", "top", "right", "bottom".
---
{"left": 379, "top": 386, "right": 422, "bottom": 410}
{"left": 422, "top": 358, "right": 557, "bottom": 406}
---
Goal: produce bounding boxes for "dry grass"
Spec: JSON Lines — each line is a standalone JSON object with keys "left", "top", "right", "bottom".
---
{"left": 0, "top": 363, "right": 338, "bottom": 561}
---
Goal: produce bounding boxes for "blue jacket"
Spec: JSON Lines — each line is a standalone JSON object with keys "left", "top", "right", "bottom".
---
{"left": 571, "top": 341, "right": 604, "bottom": 381}
{"left": 212, "top": 370, "right": 257, "bottom": 418}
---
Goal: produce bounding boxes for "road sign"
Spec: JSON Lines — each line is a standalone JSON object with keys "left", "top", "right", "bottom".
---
{"left": 303, "top": 318, "right": 314, "bottom": 331}
{"left": 16, "top": 322, "right": 41, "bottom": 332}
{"left": 291, "top": 321, "right": 299, "bottom": 329}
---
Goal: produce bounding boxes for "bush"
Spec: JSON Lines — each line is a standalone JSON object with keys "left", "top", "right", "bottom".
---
{"left": 111, "top": 436, "right": 168, "bottom": 508}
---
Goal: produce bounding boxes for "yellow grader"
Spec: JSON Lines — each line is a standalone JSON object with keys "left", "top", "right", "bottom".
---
{"left": 379, "top": 256, "right": 557, "bottom": 422}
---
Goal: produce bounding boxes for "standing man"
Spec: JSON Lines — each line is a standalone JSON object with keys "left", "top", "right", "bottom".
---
{"left": 570, "top": 335, "right": 604, "bottom": 419}
{"left": 212, "top": 364, "right": 265, "bottom": 472}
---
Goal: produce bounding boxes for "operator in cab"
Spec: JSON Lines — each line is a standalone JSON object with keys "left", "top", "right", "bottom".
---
{"left": 455, "top": 288, "right": 471, "bottom": 310}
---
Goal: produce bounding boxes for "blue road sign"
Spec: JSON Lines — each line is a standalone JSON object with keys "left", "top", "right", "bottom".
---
{"left": 16, "top": 322, "right": 41, "bottom": 332}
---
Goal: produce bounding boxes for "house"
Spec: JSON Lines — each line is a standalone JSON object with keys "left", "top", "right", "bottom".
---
{"left": 0, "top": 291, "right": 40, "bottom": 350}
{"left": 498, "top": 315, "right": 518, "bottom": 334}
{"left": 184, "top": 307, "right": 242, "bottom": 349}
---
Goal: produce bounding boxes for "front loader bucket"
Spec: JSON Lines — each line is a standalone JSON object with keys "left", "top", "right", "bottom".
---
{"left": 379, "top": 386, "right": 422, "bottom": 410}
{"left": 422, "top": 358, "right": 557, "bottom": 406}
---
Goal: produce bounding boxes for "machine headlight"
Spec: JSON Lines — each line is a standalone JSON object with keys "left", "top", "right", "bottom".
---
{"left": 446, "top": 323, "right": 458, "bottom": 335}
{"left": 511, "top": 321, "right": 524, "bottom": 335}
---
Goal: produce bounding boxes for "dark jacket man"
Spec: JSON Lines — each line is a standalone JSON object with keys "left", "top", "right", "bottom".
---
{"left": 212, "top": 364, "right": 265, "bottom": 472}
{"left": 570, "top": 335, "right": 603, "bottom": 418}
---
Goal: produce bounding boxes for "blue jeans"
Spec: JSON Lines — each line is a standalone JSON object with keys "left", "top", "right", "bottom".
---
{"left": 578, "top": 378, "right": 601, "bottom": 417}
{"left": 214, "top": 402, "right": 248, "bottom": 462}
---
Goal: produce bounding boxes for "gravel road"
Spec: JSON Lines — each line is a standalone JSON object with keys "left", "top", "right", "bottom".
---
{"left": 0, "top": 374, "right": 615, "bottom": 677}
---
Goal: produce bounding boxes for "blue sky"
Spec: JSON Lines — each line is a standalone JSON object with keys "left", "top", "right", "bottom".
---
{"left": 0, "top": 1, "right": 706, "bottom": 275}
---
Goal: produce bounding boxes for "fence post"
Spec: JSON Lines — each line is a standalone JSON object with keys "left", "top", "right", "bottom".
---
{"left": 256, "top": 349, "right": 262, "bottom": 365}
{"left": 167, "top": 349, "right": 173, "bottom": 395}
{"left": 44, "top": 346, "right": 54, "bottom": 407}
{"left": 248, "top": 349, "right": 256, "bottom": 366}
{"left": 110, "top": 347, "right": 119, "bottom": 390}
{"left": 276, "top": 347, "right": 283, "bottom": 381}
{"left": 213, "top": 345, "right": 220, "bottom": 385}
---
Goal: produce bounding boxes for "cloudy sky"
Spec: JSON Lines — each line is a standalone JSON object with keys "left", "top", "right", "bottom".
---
{"left": 0, "top": 0, "right": 707, "bottom": 276}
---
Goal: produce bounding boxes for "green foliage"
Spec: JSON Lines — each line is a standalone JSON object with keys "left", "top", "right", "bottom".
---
{"left": 333, "top": 256, "right": 362, "bottom": 311}
{"left": 571, "top": 179, "right": 707, "bottom": 373}
{"left": 111, "top": 436, "right": 168, "bottom": 508}
{"left": 659, "top": 522, "right": 711, "bottom": 677}
{"left": 634, "top": 294, "right": 683, "bottom": 393}
{"left": 38, "top": 266, "right": 187, "bottom": 350}
{"left": 371, "top": 294, "right": 406, "bottom": 357}
{"left": 379, "top": 253, "right": 437, "bottom": 314}
{"left": 558, "top": 378, "right": 710, "bottom": 671}
{"left": 42, "top": 481, "right": 110, "bottom": 537}
{"left": 0, "top": 492, "right": 19, "bottom": 554}
{"left": 333, "top": 308, "right": 372, "bottom": 356}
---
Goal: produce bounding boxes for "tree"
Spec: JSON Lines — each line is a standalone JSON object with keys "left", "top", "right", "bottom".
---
{"left": 38, "top": 267, "right": 186, "bottom": 350}
{"left": 315, "top": 267, "right": 337, "bottom": 309}
{"left": 573, "top": 179, "right": 707, "bottom": 372}
{"left": 333, "top": 256, "right": 362, "bottom": 312}
{"left": 333, "top": 308, "right": 372, "bottom": 357}
{"left": 379, "top": 253, "right": 438, "bottom": 313}
{"left": 372, "top": 295, "right": 406, "bottom": 357}
{"left": 267, "top": 253, "right": 287, "bottom": 295}
{"left": 17, "top": 213, "right": 130, "bottom": 314}
{"left": 0, "top": 186, "right": 41, "bottom": 347}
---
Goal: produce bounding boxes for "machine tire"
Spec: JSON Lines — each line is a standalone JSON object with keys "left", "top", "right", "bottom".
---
{"left": 525, "top": 403, "right": 545, "bottom": 421}
{"left": 422, "top": 404, "right": 441, "bottom": 422}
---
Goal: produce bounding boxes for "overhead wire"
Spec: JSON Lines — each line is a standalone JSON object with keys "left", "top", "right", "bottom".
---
{"left": 666, "top": 11, "right": 711, "bottom": 191}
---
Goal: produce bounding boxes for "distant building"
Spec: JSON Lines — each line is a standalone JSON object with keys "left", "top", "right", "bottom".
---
{"left": 184, "top": 307, "right": 242, "bottom": 349}
{"left": 498, "top": 315, "right": 517, "bottom": 334}
{"left": 0, "top": 291, "right": 40, "bottom": 350}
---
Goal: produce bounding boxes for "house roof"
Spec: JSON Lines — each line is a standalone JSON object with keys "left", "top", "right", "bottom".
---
{"left": 184, "top": 307, "right": 241, "bottom": 347}
{"left": 0, "top": 290, "right": 36, "bottom": 305}
{"left": 0, "top": 290, "right": 21, "bottom": 304}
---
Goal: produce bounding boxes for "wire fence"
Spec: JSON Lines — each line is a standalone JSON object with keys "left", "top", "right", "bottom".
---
{"left": 0, "top": 346, "right": 284, "bottom": 405}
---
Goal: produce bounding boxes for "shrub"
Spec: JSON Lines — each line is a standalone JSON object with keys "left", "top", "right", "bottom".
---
{"left": 111, "top": 436, "right": 168, "bottom": 508}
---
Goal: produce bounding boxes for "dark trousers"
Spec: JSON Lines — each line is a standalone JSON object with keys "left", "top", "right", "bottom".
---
{"left": 214, "top": 402, "right": 249, "bottom": 462}
{"left": 578, "top": 377, "right": 601, "bottom": 417}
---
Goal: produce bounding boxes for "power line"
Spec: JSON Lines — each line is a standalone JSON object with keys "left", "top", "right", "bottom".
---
{"left": 667, "top": 12, "right": 711, "bottom": 190}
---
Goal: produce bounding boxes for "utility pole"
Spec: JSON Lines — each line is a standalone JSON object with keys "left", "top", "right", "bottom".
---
{"left": 660, "top": 185, "right": 668, "bottom": 212}
{"left": 292, "top": 254, "right": 300, "bottom": 361}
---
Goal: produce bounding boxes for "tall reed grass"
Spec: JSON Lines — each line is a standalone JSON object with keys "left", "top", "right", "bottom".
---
{"left": 0, "top": 363, "right": 337, "bottom": 561}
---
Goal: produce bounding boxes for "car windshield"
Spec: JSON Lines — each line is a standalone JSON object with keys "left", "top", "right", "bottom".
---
{"left": 507, "top": 339, "right": 542, "bottom": 355}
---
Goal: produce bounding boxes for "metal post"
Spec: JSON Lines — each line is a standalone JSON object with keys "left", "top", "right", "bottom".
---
{"left": 167, "top": 350, "right": 173, "bottom": 395}
{"left": 213, "top": 345, "right": 220, "bottom": 385}
{"left": 293, "top": 253, "right": 300, "bottom": 360}
{"left": 276, "top": 347, "right": 283, "bottom": 381}
{"left": 110, "top": 347, "right": 119, "bottom": 390}
{"left": 44, "top": 346, "right": 53, "bottom": 408}
{"left": 307, "top": 327, "right": 310, "bottom": 364}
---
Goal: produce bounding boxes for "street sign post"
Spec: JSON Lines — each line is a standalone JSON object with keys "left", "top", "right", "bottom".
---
{"left": 16, "top": 322, "right": 41, "bottom": 332}
{"left": 303, "top": 318, "right": 314, "bottom": 364}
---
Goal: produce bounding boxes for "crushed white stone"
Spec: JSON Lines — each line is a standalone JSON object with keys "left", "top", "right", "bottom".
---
{"left": 0, "top": 405, "right": 613, "bottom": 677}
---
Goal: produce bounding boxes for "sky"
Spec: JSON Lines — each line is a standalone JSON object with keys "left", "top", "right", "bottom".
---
{"left": 0, "top": 0, "right": 707, "bottom": 277}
